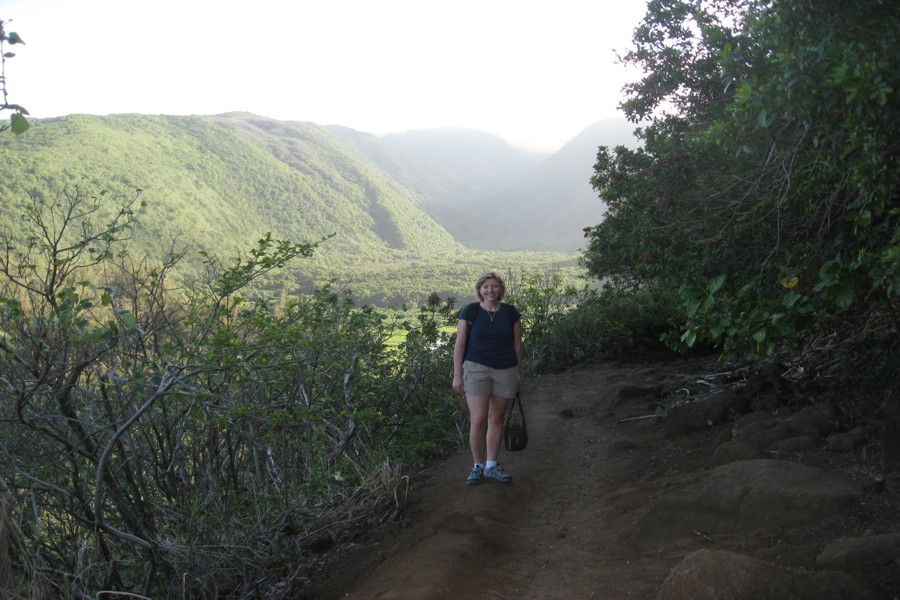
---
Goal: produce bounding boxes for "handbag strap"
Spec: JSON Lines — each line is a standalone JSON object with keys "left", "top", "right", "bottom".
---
{"left": 505, "top": 394, "right": 526, "bottom": 426}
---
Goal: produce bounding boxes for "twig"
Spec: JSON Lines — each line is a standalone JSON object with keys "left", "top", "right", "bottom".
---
{"left": 617, "top": 414, "right": 664, "bottom": 424}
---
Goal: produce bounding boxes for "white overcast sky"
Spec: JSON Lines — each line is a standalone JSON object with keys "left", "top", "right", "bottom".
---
{"left": 1, "top": 0, "right": 647, "bottom": 152}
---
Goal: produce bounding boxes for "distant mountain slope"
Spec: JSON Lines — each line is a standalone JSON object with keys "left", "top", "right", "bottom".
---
{"left": 377, "top": 128, "right": 548, "bottom": 202}
{"left": 328, "top": 126, "right": 549, "bottom": 230}
{"left": 331, "top": 118, "right": 638, "bottom": 252}
{"left": 467, "top": 118, "right": 640, "bottom": 252}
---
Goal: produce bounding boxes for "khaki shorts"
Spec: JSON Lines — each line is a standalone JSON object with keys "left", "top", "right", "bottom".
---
{"left": 463, "top": 360, "right": 520, "bottom": 398}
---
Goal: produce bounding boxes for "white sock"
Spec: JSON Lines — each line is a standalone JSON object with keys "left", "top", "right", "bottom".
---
{"left": 485, "top": 460, "right": 498, "bottom": 469}
{"left": 474, "top": 463, "right": 483, "bottom": 469}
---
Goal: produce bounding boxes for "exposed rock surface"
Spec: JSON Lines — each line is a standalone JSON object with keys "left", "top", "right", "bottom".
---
{"left": 658, "top": 548, "right": 874, "bottom": 600}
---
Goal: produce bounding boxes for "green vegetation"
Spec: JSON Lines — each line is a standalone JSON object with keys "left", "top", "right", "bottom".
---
{"left": 0, "top": 189, "right": 466, "bottom": 597}
{"left": 0, "top": 24, "right": 580, "bottom": 595}
{"left": 0, "top": 186, "right": 585, "bottom": 597}
{"left": 2, "top": 2, "right": 897, "bottom": 597}
{"left": 582, "top": 0, "right": 898, "bottom": 375}
{"left": 0, "top": 112, "right": 579, "bottom": 307}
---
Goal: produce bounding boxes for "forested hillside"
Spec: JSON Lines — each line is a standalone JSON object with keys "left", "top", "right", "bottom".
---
{"left": 0, "top": 112, "right": 577, "bottom": 305}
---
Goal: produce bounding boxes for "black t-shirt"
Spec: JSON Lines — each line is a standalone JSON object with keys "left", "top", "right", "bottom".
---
{"left": 460, "top": 303, "right": 520, "bottom": 369}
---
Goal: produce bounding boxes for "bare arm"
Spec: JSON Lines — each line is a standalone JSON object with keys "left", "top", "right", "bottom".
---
{"left": 513, "top": 320, "right": 523, "bottom": 367}
{"left": 452, "top": 319, "right": 467, "bottom": 393}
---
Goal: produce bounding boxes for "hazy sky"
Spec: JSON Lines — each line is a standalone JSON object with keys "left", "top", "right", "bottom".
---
{"left": 1, "top": 0, "right": 648, "bottom": 151}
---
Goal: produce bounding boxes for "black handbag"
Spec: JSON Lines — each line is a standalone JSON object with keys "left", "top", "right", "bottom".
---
{"left": 504, "top": 394, "right": 528, "bottom": 451}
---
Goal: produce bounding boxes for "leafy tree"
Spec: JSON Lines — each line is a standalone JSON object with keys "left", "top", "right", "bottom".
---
{"left": 0, "top": 18, "right": 29, "bottom": 134}
{"left": 584, "top": 0, "right": 898, "bottom": 366}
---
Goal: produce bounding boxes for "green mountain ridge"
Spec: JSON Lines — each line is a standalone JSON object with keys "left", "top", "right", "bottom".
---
{"left": 0, "top": 112, "right": 574, "bottom": 306}
{"left": 210, "top": 113, "right": 461, "bottom": 255}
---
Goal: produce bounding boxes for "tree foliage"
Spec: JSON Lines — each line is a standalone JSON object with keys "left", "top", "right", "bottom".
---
{"left": 584, "top": 0, "right": 899, "bottom": 366}
{"left": 0, "top": 188, "right": 465, "bottom": 597}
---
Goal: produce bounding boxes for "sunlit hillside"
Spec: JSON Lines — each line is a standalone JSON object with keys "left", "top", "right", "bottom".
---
{"left": 0, "top": 112, "right": 579, "bottom": 306}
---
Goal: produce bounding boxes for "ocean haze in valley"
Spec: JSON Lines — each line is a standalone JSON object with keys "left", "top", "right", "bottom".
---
{"left": 332, "top": 117, "right": 639, "bottom": 252}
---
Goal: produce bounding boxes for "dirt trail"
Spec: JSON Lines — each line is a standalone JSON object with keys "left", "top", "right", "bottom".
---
{"left": 299, "top": 356, "right": 898, "bottom": 600}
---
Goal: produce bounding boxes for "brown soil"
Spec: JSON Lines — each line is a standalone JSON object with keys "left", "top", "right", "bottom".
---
{"left": 298, "top": 354, "right": 900, "bottom": 600}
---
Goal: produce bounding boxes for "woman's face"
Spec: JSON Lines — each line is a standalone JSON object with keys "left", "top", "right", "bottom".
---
{"left": 479, "top": 278, "right": 502, "bottom": 301}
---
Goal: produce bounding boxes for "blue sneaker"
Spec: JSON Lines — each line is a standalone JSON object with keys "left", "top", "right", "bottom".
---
{"left": 484, "top": 464, "right": 512, "bottom": 483}
{"left": 466, "top": 465, "right": 484, "bottom": 486}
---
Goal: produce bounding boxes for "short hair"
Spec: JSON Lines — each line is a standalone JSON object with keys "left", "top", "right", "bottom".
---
{"left": 474, "top": 271, "right": 506, "bottom": 301}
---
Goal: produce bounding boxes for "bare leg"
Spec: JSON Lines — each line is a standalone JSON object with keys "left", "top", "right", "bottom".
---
{"left": 485, "top": 395, "right": 511, "bottom": 462}
{"left": 467, "top": 395, "right": 489, "bottom": 464}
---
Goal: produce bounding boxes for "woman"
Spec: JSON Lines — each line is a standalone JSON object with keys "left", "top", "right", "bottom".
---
{"left": 452, "top": 272, "right": 523, "bottom": 485}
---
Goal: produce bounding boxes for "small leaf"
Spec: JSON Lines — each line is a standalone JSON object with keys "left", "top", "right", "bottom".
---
{"left": 782, "top": 291, "right": 802, "bottom": 307}
{"left": 707, "top": 274, "right": 726, "bottom": 294}
{"left": 819, "top": 259, "right": 842, "bottom": 283}
{"left": 835, "top": 282, "right": 855, "bottom": 309}
{"left": 686, "top": 299, "right": 701, "bottom": 317}
{"left": 10, "top": 112, "right": 30, "bottom": 135}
